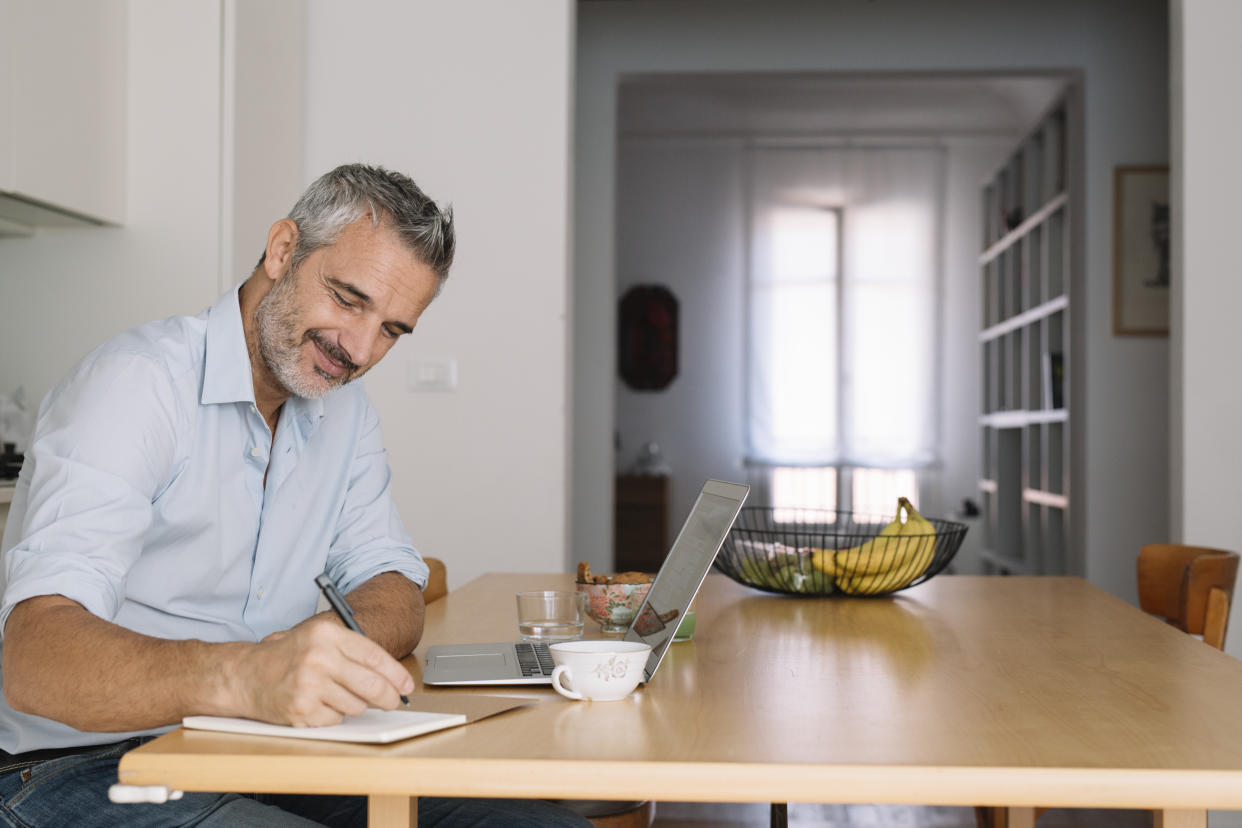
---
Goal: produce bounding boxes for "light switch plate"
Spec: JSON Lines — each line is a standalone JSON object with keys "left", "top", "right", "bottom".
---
{"left": 407, "top": 358, "right": 458, "bottom": 392}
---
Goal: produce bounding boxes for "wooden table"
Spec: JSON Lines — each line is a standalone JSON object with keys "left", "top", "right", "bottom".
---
{"left": 118, "top": 574, "right": 1242, "bottom": 828}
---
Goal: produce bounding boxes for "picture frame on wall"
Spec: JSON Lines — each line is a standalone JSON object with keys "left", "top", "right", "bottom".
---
{"left": 1112, "top": 165, "right": 1170, "bottom": 336}
{"left": 618, "top": 284, "right": 679, "bottom": 391}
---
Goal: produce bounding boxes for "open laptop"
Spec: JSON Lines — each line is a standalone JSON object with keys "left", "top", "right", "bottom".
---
{"left": 422, "top": 479, "right": 749, "bottom": 686}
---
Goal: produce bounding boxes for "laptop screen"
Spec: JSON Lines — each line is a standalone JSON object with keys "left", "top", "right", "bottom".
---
{"left": 625, "top": 479, "right": 749, "bottom": 680}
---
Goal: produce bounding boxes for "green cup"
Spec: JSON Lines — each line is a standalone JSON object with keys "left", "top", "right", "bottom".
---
{"left": 673, "top": 608, "right": 697, "bottom": 641}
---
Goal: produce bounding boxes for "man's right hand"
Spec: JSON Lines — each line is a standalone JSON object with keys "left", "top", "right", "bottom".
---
{"left": 228, "top": 615, "right": 415, "bottom": 727}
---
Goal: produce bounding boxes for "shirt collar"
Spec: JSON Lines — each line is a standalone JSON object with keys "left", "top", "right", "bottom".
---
{"left": 201, "top": 286, "right": 327, "bottom": 426}
{"left": 202, "top": 285, "right": 256, "bottom": 406}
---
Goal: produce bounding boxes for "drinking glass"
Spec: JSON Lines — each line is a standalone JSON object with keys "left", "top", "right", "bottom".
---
{"left": 516, "top": 590, "right": 585, "bottom": 642}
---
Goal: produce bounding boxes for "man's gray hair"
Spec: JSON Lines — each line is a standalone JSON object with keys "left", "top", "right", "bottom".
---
{"left": 265, "top": 163, "right": 455, "bottom": 292}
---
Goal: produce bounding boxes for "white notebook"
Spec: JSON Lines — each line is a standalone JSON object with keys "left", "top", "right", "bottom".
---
{"left": 183, "top": 708, "right": 468, "bottom": 744}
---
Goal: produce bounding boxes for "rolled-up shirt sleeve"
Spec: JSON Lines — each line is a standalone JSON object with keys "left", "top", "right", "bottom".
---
{"left": 1, "top": 353, "right": 182, "bottom": 635}
{"left": 324, "top": 394, "right": 427, "bottom": 596}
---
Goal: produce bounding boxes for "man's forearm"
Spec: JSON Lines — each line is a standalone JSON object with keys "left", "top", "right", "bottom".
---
{"left": 1, "top": 595, "right": 248, "bottom": 732}
{"left": 341, "top": 571, "right": 425, "bottom": 659}
{"left": 2, "top": 590, "right": 419, "bottom": 734}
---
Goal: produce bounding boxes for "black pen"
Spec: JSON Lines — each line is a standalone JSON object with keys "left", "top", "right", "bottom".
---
{"left": 315, "top": 573, "right": 410, "bottom": 707}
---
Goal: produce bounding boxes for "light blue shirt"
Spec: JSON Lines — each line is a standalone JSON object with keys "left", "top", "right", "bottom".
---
{"left": 0, "top": 286, "right": 428, "bottom": 752}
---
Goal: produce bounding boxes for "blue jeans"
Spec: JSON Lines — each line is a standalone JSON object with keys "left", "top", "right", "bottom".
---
{"left": 0, "top": 739, "right": 593, "bottom": 827}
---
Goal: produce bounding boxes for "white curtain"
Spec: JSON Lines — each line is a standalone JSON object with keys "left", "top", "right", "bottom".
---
{"left": 745, "top": 145, "right": 943, "bottom": 469}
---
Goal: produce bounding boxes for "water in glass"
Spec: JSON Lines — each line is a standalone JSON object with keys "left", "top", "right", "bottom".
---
{"left": 519, "top": 619, "right": 585, "bottom": 642}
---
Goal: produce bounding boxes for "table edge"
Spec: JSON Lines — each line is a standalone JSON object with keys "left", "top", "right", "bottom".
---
{"left": 118, "top": 749, "right": 1242, "bottom": 810}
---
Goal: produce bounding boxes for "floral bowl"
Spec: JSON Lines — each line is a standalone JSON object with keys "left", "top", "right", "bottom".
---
{"left": 577, "top": 581, "right": 652, "bottom": 635}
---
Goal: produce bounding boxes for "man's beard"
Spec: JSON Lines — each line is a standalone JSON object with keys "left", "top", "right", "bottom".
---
{"left": 255, "top": 269, "right": 360, "bottom": 399}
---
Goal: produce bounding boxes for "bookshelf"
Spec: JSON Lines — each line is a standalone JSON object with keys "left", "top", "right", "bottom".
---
{"left": 978, "top": 96, "right": 1074, "bottom": 576}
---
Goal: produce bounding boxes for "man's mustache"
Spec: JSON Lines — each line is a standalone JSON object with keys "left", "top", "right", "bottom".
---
{"left": 306, "top": 330, "right": 360, "bottom": 375}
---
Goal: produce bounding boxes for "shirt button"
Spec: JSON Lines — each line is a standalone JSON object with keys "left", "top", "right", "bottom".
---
{"left": 250, "top": 404, "right": 258, "bottom": 414}
{"left": 257, "top": 587, "right": 265, "bottom": 599}
{"left": 250, "top": 447, "right": 261, "bottom": 457}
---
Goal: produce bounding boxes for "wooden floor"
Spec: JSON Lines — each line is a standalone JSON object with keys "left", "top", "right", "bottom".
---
{"left": 650, "top": 803, "right": 1155, "bottom": 827}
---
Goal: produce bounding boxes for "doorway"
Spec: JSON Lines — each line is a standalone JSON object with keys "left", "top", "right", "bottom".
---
{"left": 611, "top": 72, "right": 1068, "bottom": 572}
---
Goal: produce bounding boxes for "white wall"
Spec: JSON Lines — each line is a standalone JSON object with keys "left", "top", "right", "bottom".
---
{"left": 1172, "top": 0, "right": 1242, "bottom": 660}
{"left": 576, "top": 0, "right": 1170, "bottom": 601}
{"left": 304, "top": 0, "right": 575, "bottom": 589}
{"left": 615, "top": 139, "right": 747, "bottom": 530}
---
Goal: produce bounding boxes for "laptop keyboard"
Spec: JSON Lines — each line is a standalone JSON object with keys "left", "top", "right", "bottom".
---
{"left": 514, "top": 642, "right": 555, "bottom": 677}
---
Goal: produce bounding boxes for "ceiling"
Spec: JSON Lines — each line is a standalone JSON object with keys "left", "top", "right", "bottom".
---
{"left": 618, "top": 72, "right": 1070, "bottom": 138}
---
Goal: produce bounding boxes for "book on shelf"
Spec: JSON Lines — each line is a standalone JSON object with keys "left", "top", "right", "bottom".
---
{"left": 1042, "top": 351, "right": 1065, "bottom": 410}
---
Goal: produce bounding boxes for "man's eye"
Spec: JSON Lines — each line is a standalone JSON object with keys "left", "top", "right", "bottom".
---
{"left": 383, "top": 327, "right": 401, "bottom": 340}
{"left": 331, "top": 291, "right": 354, "bottom": 309}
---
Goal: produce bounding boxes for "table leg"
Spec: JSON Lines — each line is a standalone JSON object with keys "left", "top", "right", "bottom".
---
{"left": 368, "top": 795, "right": 417, "bottom": 828}
{"left": 770, "top": 802, "right": 788, "bottom": 828}
{"left": 1155, "top": 810, "right": 1207, "bottom": 828}
{"left": 1003, "top": 807, "right": 1035, "bottom": 828}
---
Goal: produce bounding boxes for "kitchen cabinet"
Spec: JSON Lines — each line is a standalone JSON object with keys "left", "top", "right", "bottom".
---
{"left": 0, "top": 0, "right": 127, "bottom": 231}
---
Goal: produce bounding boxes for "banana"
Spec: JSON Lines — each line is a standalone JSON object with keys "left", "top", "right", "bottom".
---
{"left": 809, "top": 547, "right": 836, "bottom": 577}
{"left": 833, "top": 497, "right": 936, "bottom": 586}
{"left": 829, "top": 507, "right": 904, "bottom": 576}
{"left": 839, "top": 532, "right": 936, "bottom": 594}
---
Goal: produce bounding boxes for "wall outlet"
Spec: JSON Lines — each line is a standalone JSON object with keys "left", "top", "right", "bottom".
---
{"left": 407, "top": 358, "right": 458, "bottom": 392}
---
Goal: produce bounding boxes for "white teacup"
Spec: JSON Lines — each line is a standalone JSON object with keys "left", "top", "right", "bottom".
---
{"left": 548, "top": 640, "right": 653, "bottom": 701}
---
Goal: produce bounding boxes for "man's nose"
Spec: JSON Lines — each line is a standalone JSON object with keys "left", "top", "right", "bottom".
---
{"left": 339, "top": 325, "right": 380, "bottom": 368}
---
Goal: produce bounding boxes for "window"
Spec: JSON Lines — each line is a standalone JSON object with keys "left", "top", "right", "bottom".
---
{"left": 745, "top": 146, "right": 942, "bottom": 516}
{"left": 771, "top": 466, "right": 837, "bottom": 523}
{"left": 771, "top": 466, "right": 918, "bottom": 523}
{"left": 749, "top": 205, "right": 842, "bottom": 463}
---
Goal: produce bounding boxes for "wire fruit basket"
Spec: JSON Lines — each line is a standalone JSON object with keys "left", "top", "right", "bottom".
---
{"left": 715, "top": 500, "right": 968, "bottom": 597}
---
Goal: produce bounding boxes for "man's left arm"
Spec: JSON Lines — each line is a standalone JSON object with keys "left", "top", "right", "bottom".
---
{"left": 343, "top": 571, "right": 425, "bottom": 659}
{"left": 323, "top": 392, "right": 431, "bottom": 658}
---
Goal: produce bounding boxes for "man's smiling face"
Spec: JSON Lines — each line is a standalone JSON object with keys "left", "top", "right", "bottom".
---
{"left": 255, "top": 217, "right": 439, "bottom": 399}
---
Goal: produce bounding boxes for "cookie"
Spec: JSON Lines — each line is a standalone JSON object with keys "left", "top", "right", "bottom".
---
{"left": 611, "top": 571, "right": 652, "bottom": 585}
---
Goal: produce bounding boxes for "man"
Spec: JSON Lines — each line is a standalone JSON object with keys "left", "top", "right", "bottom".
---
{"left": 0, "top": 165, "right": 590, "bottom": 827}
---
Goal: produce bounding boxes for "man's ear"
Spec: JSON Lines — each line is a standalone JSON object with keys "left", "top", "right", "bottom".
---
{"left": 262, "top": 219, "right": 299, "bottom": 281}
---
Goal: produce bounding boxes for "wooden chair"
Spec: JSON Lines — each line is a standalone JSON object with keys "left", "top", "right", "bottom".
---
{"left": 976, "top": 544, "right": 1241, "bottom": 828}
{"left": 551, "top": 800, "right": 654, "bottom": 828}
{"left": 422, "top": 556, "right": 448, "bottom": 604}
{"left": 1137, "top": 543, "right": 1239, "bottom": 650}
{"left": 418, "top": 558, "right": 653, "bottom": 828}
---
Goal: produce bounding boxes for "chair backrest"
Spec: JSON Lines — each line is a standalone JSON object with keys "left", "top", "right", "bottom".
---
{"left": 422, "top": 556, "right": 448, "bottom": 604}
{"left": 1137, "top": 544, "right": 1239, "bottom": 650}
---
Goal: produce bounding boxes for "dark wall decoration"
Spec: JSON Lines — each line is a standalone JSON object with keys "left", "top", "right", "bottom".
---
{"left": 618, "top": 284, "right": 678, "bottom": 390}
